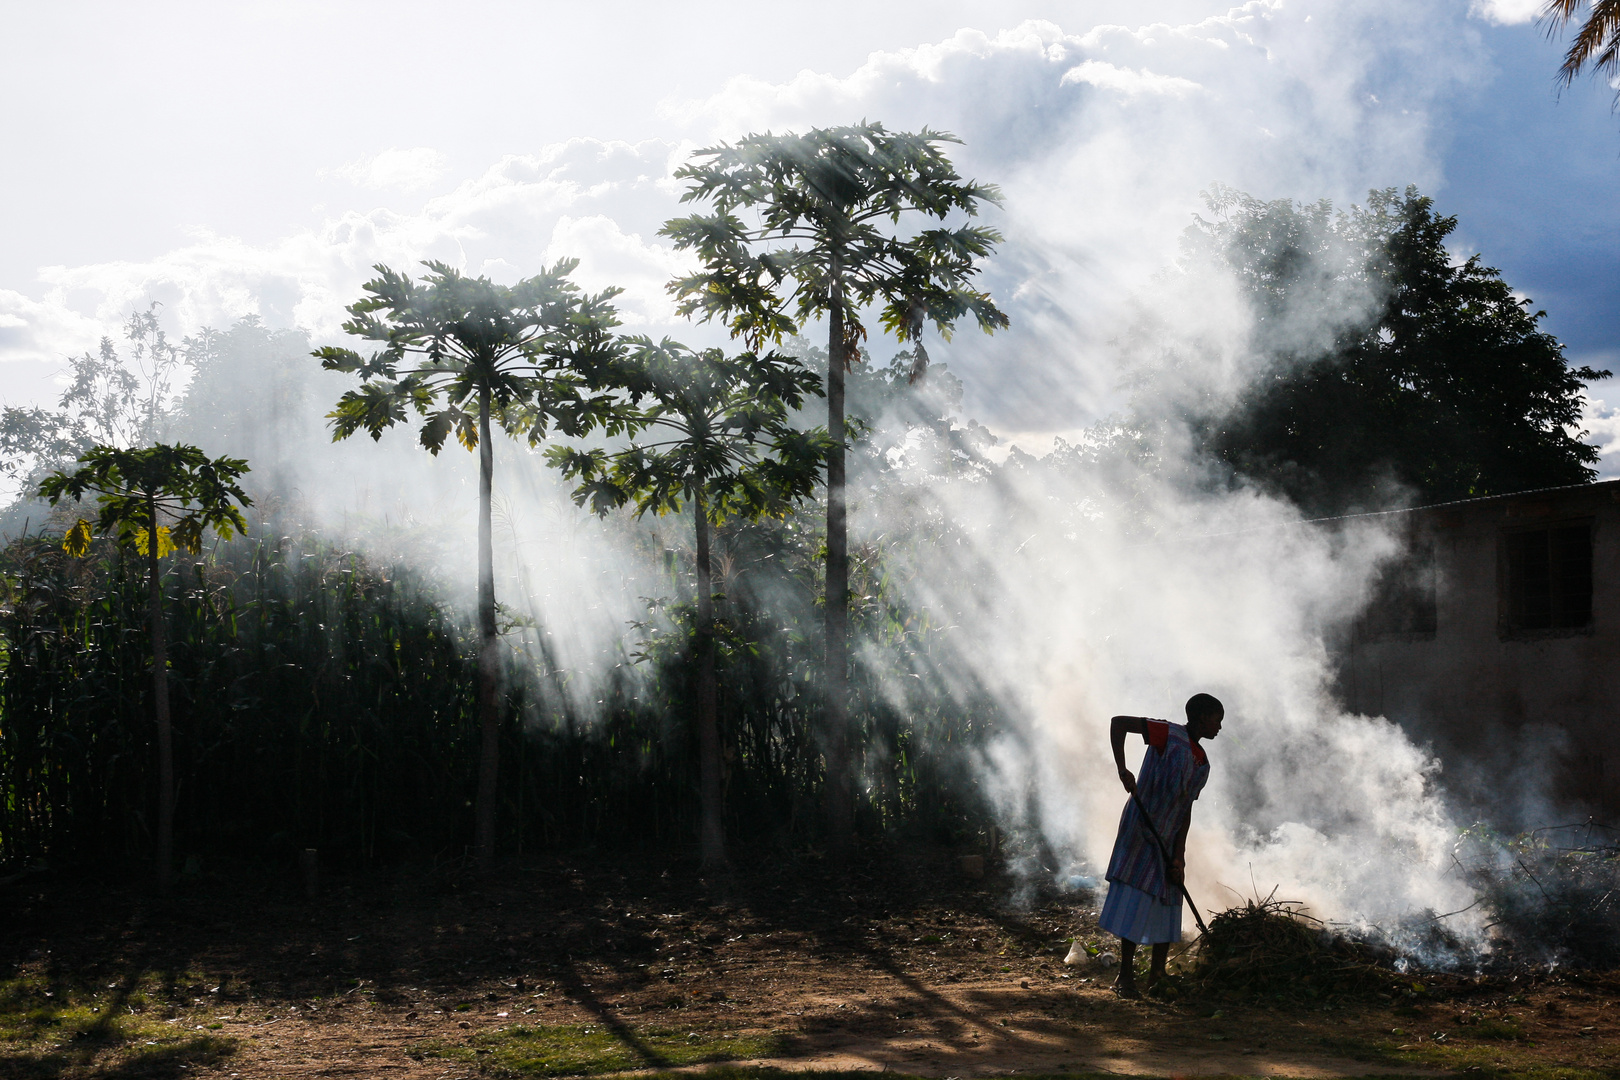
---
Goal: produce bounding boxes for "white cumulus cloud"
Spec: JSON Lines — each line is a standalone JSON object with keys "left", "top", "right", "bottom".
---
{"left": 4, "top": 139, "right": 692, "bottom": 372}
{"left": 1059, "top": 59, "right": 1202, "bottom": 96}
{"left": 334, "top": 146, "right": 449, "bottom": 191}
{"left": 0, "top": 289, "right": 104, "bottom": 371}
{"left": 1469, "top": 0, "right": 1544, "bottom": 26}
{"left": 1581, "top": 385, "right": 1620, "bottom": 480}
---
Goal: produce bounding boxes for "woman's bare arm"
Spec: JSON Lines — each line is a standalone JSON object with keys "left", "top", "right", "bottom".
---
{"left": 1110, "top": 715, "right": 1152, "bottom": 792}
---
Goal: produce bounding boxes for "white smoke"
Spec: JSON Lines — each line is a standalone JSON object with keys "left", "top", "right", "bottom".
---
{"left": 852, "top": 382, "right": 1480, "bottom": 939}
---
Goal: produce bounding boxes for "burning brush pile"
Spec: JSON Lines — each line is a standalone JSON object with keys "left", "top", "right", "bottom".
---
{"left": 1466, "top": 823, "right": 1620, "bottom": 970}
{"left": 1182, "top": 824, "right": 1620, "bottom": 998}
{"left": 1185, "top": 893, "right": 1399, "bottom": 1001}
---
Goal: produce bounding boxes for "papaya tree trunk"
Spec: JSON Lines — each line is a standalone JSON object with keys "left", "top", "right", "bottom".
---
{"left": 823, "top": 250, "right": 852, "bottom": 861}
{"left": 474, "top": 384, "right": 501, "bottom": 871}
{"left": 148, "top": 491, "right": 174, "bottom": 894}
{"left": 693, "top": 491, "right": 727, "bottom": 869}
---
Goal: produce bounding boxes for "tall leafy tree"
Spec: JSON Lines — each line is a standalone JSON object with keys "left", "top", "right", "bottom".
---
{"left": 316, "top": 260, "right": 623, "bottom": 870}
{"left": 1, "top": 303, "right": 186, "bottom": 492}
{"left": 1544, "top": 0, "right": 1620, "bottom": 102}
{"left": 661, "top": 123, "right": 1008, "bottom": 855}
{"left": 1180, "top": 186, "right": 1608, "bottom": 514}
{"left": 176, "top": 316, "right": 313, "bottom": 485}
{"left": 549, "top": 337, "right": 829, "bottom": 869}
{"left": 37, "top": 444, "right": 251, "bottom": 892}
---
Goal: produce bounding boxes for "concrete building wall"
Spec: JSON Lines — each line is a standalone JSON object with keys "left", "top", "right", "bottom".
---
{"left": 1337, "top": 481, "right": 1620, "bottom": 819}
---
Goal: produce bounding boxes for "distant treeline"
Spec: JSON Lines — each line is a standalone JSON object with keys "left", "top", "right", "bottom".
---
{"left": 0, "top": 511, "right": 998, "bottom": 869}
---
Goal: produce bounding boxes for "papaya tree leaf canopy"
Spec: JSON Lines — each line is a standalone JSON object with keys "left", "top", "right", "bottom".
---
{"left": 547, "top": 337, "right": 830, "bottom": 524}
{"left": 661, "top": 123, "right": 1008, "bottom": 360}
{"left": 315, "top": 259, "right": 629, "bottom": 449}
{"left": 37, "top": 443, "right": 252, "bottom": 556}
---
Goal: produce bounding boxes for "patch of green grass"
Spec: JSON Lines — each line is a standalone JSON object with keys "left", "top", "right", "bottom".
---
{"left": 456, "top": 1068, "right": 1518, "bottom": 1080}
{"left": 1403, "top": 1053, "right": 1618, "bottom": 1080}
{"left": 635, "top": 1072, "right": 1115, "bottom": 1080}
{"left": 127, "top": 1032, "right": 236, "bottom": 1065}
{"left": 0, "top": 969, "right": 237, "bottom": 1077}
{"left": 1253, "top": 1026, "right": 1619, "bottom": 1080}
{"left": 1475, "top": 1017, "right": 1530, "bottom": 1041}
{"left": 411, "top": 1022, "right": 784, "bottom": 1077}
{"left": 0, "top": 1037, "right": 230, "bottom": 1080}
{"left": 0, "top": 972, "right": 112, "bottom": 1048}
{"left": 1365, "top": 1034, "right": 1620, "bottom": 1080}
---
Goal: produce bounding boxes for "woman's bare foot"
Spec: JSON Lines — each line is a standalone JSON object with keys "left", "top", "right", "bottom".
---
{"left": 1114, "top": 974, "right": 1140, "bottom": 998}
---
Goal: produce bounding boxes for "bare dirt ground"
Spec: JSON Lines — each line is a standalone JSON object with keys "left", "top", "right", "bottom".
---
{"left": 3, "top": 847, "right": 1618, "bottom": 1079}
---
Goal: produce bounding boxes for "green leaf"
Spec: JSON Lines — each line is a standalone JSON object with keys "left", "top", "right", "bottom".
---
{"left": 63, "top": 517, "right": 93, "bottom": 557}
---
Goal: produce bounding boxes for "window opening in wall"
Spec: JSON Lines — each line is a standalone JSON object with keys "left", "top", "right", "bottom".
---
{"left": 1357, "top": 540, "right": 1437, "bottom": 640}
{"left": 1504, "top": 521, "right": 1593, "bottom": 632}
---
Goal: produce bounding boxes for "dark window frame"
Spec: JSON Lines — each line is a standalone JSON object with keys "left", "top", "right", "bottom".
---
{"left": 1499, "top": 516, "right": 1595, "bottom": 639}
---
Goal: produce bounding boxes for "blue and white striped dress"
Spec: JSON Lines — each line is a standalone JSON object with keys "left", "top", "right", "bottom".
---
{"left": 1099, "top": 720, "right": 1209, "bottom": 944}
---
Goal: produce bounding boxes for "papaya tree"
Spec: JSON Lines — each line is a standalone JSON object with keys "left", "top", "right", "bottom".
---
{"left": 38, "top": 444, "right": 252, "bottom": 893}
{"left": 547, "top": 337, "right": 828, "bottom": 869}
{"left": 661, "top": 123, "right": 1008, "bottom": 855}
{"left": 316, "top": 260, "right": 623, "bottom": 870}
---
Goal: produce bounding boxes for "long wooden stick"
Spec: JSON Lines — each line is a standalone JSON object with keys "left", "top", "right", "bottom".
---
{"left": 1130, "top": 788, "right": 1209, "bottom": 935}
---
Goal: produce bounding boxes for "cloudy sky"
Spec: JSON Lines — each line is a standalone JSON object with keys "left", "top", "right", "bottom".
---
{"left": 3, "top": 0, "right": 1617, "bottom": 468}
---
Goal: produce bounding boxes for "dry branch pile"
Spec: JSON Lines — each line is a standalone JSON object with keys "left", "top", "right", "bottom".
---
{"left": 1474, "top": 835, "right": 1620, "bottom": 969}
{"left": 1186, "top": 894, "right": 1395, "bottom": 1000}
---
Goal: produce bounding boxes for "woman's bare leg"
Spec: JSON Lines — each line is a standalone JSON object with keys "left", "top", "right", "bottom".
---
{"left": 1116, "top": 939, "right": 1138, "bottom": 996}
{"left": 1147, "top": 942, "right": 1169, "bottom": 988}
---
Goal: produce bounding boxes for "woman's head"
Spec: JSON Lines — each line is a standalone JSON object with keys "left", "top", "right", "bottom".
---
{"left": 1185, "top": 692, "right": 1225, "bottom": 739}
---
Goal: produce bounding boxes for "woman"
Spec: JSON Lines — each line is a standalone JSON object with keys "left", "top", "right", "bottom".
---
{"left": 1101, "top": 692, "right": 1224, "bottom": 996}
